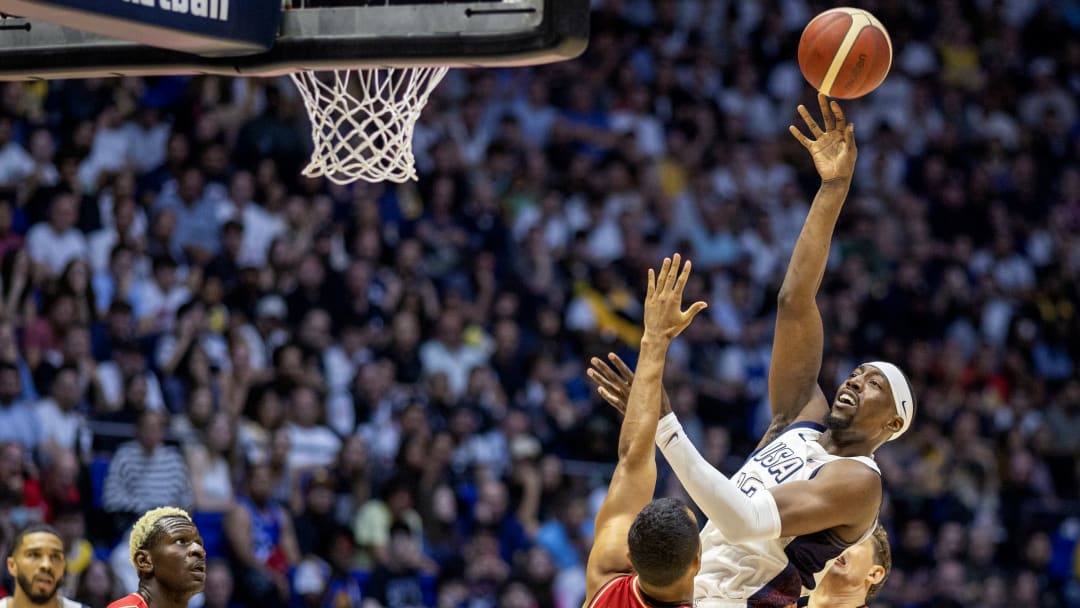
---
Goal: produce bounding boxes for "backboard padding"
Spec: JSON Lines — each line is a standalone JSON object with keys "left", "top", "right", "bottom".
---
{"left": 0, "top": 0, "right": 588, "bottom": 81}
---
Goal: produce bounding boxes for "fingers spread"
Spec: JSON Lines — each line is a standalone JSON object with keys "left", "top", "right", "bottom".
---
{"left": 818, "top": 93, "right": 834, "bottom": 130}
{"left": 674, "top": 259, "right": 692, "bottom": 296}
{"left": 685, "top": 301, "right": 709, "bottom": 322}
{"left": 658, "top": 256, "right": 673, "bottom": 291}
{"left": 609, "top": 353, "right": 634, "bottom": 381}
{"left": 588, "top": 358, "right": 613, "bottom": 380}
{"left": 665, "top": 252, "right": 682, "bottom": 289}
{"left": 831, "top": 100, "right": 846, "bottom": 130}
{"left": 798, "top": 105, "right": 823, "bottom": 137}
{"left": 789, "top": 125, "right": 811, "bottom": 148}
{"left": 589, "top": 370, "right": 622, "bottom": 395}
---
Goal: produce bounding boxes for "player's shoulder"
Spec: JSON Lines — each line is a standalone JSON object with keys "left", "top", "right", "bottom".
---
{"left": 756, "top": 418, "right": 826, "bottom": 451}
{"left": 61, "top": 597, "right": 92, "bottom": 608}
{"left": 585, "top": 573, "right": 632, "bottom": 608}
{"left": 778, "top": 419, "right": 826, "bottom": 439}
{"left": 105, "top": 593, "right": 147, "bottom": 608}
{"left": 814, "top": 457, "right": 882, "bottom": 490}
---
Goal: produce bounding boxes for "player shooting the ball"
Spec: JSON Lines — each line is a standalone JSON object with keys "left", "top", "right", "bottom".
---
{"left": 589, "top": 94, "right": 915, "bottom": 607}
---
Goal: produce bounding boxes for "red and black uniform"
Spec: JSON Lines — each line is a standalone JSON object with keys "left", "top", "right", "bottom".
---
{"left": 588, "top": 575, "right": 693, "bottom": 608}
{"left": 106, "top": 593, "right": 149, "bottom": 608}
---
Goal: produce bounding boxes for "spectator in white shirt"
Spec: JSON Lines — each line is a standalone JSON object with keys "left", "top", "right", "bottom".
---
{"left": 285, "top": 384, "right": 342, "bottom": 477}
{"left": 36, "top": 364, "right": 91, "bottom": 460}
{"left": 22, "top": 128, "right": 61, "bottom": 191}
{"left": 92, "top": 243, "right": 138, "bottom": 316}
{"left": 88, "top": 194, "right": 142, "bottom": 275}
{"left": 131, "top": 254, "right": 190, "bottom": 335}
{"left": 297, "top": 308, "right": 355, "bottom": 396}
{"left": 25, "top": 192, "right": 88, "bottom": 278}
{"left": 78, "top": 104, "right": 131, "bottom": 192}
{"left": 419, "top": 308, "right": 491, "bottom": 399}
{"left": 216, "top": 171, "right": 284, "bottom": 266}
{"left": 156, "top": 167, "right": 222, "bottom": 267}
{"left": 124, "top": 106, "right": 171, "bottom": 175}
{"left": 94, "top": 339, "right": 166, "bottom": 413}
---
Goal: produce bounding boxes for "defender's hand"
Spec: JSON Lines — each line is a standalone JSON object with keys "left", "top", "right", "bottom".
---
{"left": 789, "top": 94, "right": 857, "bottom": 183}
{"left": 643, "top": 253, "right": 708, "bottom": 341}
{"left": 587, "top": 352, "right": 672, "bottom": 416}
{"left": 588, "top": 353, "right": 633, "bottom": 414}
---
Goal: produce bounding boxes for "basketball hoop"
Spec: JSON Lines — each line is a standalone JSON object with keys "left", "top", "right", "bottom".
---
{"left": 290, "top": 66, "right": 448, "bottom": 184}
{"left": 0, "top": 0, "right": 588, "bottom": 183}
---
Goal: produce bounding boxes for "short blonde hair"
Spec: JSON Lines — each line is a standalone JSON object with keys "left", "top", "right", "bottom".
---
{"left": 129, "top": 507, "right": 192, "bottom": 566}
{"left": 866, "top": 524, "right": 892, "bottom": 601}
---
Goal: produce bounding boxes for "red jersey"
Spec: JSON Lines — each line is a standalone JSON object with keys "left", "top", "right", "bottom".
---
{"left": 106, "top": 593, "right": 149, "bottom": 608}
{"left": 587, "top": 575, "right": 693, "bottom": 608}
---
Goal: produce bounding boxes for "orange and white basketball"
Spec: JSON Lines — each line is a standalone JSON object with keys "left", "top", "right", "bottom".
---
{"left": 797, "top": 7, "right": 892, "bottom": 99}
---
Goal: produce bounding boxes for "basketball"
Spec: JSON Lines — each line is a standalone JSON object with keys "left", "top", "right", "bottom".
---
{"left": 797, "top": 7, "right": 892, "bottom": 99}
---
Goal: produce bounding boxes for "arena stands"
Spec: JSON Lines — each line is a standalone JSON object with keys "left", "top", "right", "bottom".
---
{"left": 0, "top": 1, "right": 1078, "bottom": 607}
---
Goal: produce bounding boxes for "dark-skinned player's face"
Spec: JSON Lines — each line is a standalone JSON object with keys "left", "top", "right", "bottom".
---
{"left": 826, "top": 366, "right": 901, "bottom": 437}
{"left": 7, "top": 532, "right": 66, "bottom": 604}
{"left": 142, "top": 517, "right": 206, "bottom": 597}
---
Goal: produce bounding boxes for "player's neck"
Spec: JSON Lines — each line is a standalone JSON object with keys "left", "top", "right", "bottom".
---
{"left": 806, "top": 584, "right": 866, "bottom": 608}
{"left": 817, "top": 429, "right": 876, "bottom": 457}
{"left": 11, "top": 592, "right": 63, "bottom": 608}
{"left": 139, "top": 581, "right": 193, "bottom": 608}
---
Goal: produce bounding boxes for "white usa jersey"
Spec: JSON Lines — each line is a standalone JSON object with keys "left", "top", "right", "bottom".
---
{"left": 694, "top": 421, "right": 880, "bottom": 608}
{"left": 0, "top": 599, "right": 88, "bottom": 608}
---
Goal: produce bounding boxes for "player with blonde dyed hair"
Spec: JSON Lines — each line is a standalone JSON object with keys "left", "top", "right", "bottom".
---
{"left": 107, "top": 507, "right": 206, "bottom": 608}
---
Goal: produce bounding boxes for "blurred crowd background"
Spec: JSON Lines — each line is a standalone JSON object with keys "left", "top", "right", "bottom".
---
{"left": 0, "top": 0, "right": 1079, "bottom": 607}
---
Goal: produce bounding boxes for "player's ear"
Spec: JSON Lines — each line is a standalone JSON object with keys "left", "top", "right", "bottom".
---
{"left": 133, "top": 549, "right": 154, "bottom": 576}
{"left": 866, "top": 564, "right": 885, "bottom": 586}
{"left": 6, "top": 556, "right": 15, "bottom": 578}
{"left": 885, "top": 415, "right": 903, "bottom": 435}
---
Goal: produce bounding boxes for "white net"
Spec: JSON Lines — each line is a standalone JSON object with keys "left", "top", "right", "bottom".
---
{"left": 290, "top": 66, "right": 449, "bottom": 184}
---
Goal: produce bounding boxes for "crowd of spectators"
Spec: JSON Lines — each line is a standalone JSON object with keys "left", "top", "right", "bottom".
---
{"left": 0, "top": 0, "right": 1079, "bottom": 606}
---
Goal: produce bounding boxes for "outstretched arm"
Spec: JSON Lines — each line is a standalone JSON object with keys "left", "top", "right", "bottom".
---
{"left": 584, "top": 255, "right": 707, "bottom": 606}
{"left": 766, "top": 95, "right": 858, "bottom": 445}
{"left": 589, "top": 357, "right": 881, "bottom": 545}
{"left": 655, "top": 413, "right": 880, "bottom": 543}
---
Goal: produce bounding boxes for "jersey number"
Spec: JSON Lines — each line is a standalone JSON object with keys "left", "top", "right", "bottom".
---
{"left": 736, "top": 472, "right": 763, "bottom": 497}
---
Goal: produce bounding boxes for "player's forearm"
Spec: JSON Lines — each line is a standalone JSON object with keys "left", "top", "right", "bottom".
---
{"left": 656, "top": 414, "right": 781, "bottom": 543}
{"left": 617, "top": 335, "right": 669, "bottom": 466}
{"left": 777, "top": 178, "right": 851, "bottom": 305}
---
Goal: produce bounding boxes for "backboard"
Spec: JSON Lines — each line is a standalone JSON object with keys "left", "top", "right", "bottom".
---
{"left": 0, "top": 0, "right": 589, "bottom": 81}
{"left": 0, "top": 0, "right": 281, "bottom": 57}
